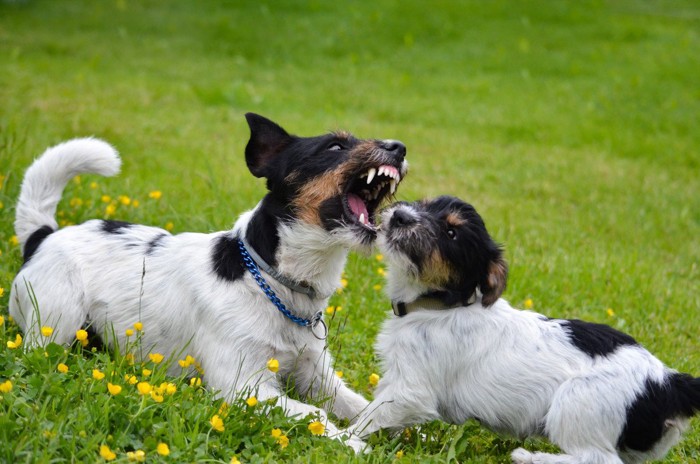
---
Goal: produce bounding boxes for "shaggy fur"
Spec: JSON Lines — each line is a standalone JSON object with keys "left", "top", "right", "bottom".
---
{"left": 350, "top": 196, "right": 700, "bottom": 463}
{"left": 10, "top": 114, "right": 407, "bottom": 450}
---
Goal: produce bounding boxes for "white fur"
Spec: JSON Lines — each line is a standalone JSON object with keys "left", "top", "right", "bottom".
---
{"left": 350, "top": 300, "right": 686, "bottom": 462}
{"left": 10, "top": 139, "right": 368, "bottom": 450}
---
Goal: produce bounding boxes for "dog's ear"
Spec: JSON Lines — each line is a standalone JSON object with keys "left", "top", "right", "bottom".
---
{"left": 480, "top": 254, "right": 508, "bottom": 307}
{"left": 245, "top": 113, "right": 292, "bottom": 178}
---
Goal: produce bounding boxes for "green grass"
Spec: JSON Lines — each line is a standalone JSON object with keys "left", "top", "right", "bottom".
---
{"left": 1, "top": 0, "right": 699, "bottom": 462}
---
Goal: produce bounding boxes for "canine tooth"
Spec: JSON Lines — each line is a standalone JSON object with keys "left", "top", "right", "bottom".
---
{"left": 390, "top": 178, "right": 397, "bottom": 194}
{"left": 366, "top": 168, "right": 376, "bottom": 184}
{"left": 359, "top": 213, "right": 366, "bottom": 224}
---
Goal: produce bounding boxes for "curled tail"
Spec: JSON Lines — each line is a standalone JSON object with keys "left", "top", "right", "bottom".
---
{"left": 671, "top": 373, "right": 700, "bottom": 417}
{"left": 15, "top": 138, "right": 121, "bottom": 251}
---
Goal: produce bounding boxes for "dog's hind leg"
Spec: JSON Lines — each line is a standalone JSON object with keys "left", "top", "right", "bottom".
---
{"left": 10, "top": 269, "right": 88, "bottom": 347}
{"left": 511, "top": 448, "right": 623, "bottom": 464}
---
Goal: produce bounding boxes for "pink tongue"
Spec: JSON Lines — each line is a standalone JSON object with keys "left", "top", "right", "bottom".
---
{"left": 347, "top": 193, "right": 369, "bottom": 219}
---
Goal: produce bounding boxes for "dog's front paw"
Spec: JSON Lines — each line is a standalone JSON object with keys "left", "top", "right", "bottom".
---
{"left": 330, "top": 429, "right": 369, "bottom": 454}
{"left": 511, "top": 448, "right": 533, "bottom": 464}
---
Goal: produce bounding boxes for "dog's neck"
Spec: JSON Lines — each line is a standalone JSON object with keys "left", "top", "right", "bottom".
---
{"left": 235, "top": 203, "right": 348, "bottom": 301}
{"left": 391, "top": 290, "right": 478, "bottom": 317}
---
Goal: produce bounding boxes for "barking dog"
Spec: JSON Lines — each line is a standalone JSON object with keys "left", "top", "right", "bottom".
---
{"left": 10, "top": 114, "right": 407, "bottom": 450}
{"left": 350, "top": 196, "right": 700, "bottom": 463}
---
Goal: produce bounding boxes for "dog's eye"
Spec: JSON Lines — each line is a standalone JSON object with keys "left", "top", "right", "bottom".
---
{"left": 328, "top": 143, "right": 343, "bottom": 151}
{"left": 447, "top": 228, "right": 457, "bottom": 240}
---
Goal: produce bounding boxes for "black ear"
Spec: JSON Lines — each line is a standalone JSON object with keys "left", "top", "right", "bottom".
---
{"left": 480, "top": 254, "right": 508, "bottom": 307}
{"left": 244, "top": 113, "right": 292, "bottom": 178}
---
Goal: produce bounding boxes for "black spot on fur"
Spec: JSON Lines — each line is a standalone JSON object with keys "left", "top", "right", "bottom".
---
{"left": 618, "top": 373, "right": 700, "bottom": 452}
{"left": 22, "top": 225, "right": 55, "bottom": 264}
{"left": 245, "top": 196, "right": 286, "bottom": 266}
{"left": 560, "top": 319, "right": 638, "bottom": 357}
{"left": 101, "top": 220, "right": 133, "bottom": 234}
{"left": 211, "top": 234, "right": 244, "bottom": 282}
{"left": 146, "top": 233, "right": 167, "bottom": 255}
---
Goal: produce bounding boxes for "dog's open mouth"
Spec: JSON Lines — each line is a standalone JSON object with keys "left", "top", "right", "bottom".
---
{"left": 344, "top": 164, "right": 402, "bottom": 229}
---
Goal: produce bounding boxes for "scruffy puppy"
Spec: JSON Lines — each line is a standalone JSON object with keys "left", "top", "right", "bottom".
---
{"left": 10, "top": 113, "right": 407, "bottom": 450}
{"left": 350, "top": 196, "right": 700, "bottom": 463}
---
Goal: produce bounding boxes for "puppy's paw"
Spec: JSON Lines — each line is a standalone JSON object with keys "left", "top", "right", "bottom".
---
{"left": 511, "top": 448, "right": 533, "bottom": 464}
{"left": 346, "top": 434, "right": 370, "bottom": 454}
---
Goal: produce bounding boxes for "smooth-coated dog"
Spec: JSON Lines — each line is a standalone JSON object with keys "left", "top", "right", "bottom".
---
{"left": 349, "top": 196, "right": 700, "bottom": 463}
{"left": 10, "top": 113, "right": 407, "bottom": 450}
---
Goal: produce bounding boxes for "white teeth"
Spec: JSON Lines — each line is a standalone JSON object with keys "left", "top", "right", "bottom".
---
{"left": 359, "top": 213, "right": 368, "bottom": 225}
{"left": 366, "top": 167, "right": 376, "bottom": 184}
{"left": 390, "top": 179, "right": 397, "bottom": 194}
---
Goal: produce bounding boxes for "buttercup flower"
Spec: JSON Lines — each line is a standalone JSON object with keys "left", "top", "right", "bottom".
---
{"left": 190, "top": 377, "right": 202, "bottom": 387}
{"left": 373, "top": 284, "right": 382, "bottom": 291}
{"left": 92, "top": 369, "right": 106, "bottom": 380}
{"left": 137, "top": 382, "right": 152, "bottom": 395}
{"left": 125, "top": 374, "right": 138, "bottom": 385}
{"left": 125, "top": 329, "right": 134, "bottom": 337}
{"left": 142, "top": 369, "right": 152, "bottom": 377}
{"left": 210, "top": 414, "right": 225, "bottom": 432}
{"left": 10, "top": 235, "right": 19, "bottom": 246}
{"left": 271, "top": 428, "right": 289, "bottom": 448}
{"left": 126, "top": 450, "right": 145, "bottom": 462}
{"left": 335, "top": 370, "right": 343, "bottom": 378}
{"left": 524, "top": 298, "right": 534, "bottom": 309}
{"left": 107, "top": 383, "right": 122, "bottom": 395}
{"left": 148, "top": 353, "right": 164, "bottom": 364}
{"left": 0, "top": 288, "right": 4, "bottom": 298}
{"left": 267, "top": 358, "right": 279, "bottom": 373}
{"left": 156, "top": 443, "right": 170, "bottom": 456}
{"left": 396, "top": 450, "right": 405, "bottom": 459}
{"left": 133, "top": 321, "right": 143, "bottom": 331}
{"left": 178, "top": 355, "right": 195, "bottom": 368}
{"left": 375, "top": 254, "right": 384, "bottom": 261}
{"left": 165, "top": 222, "right": 174, "bottom": 231}
{"left": 246, "top": 396, "right": 258, "bottom": 407}
{"left": 101, "top": 195, "right": 112, "bottom": 203}
{"left": 7, "top": 334, "right": 22, "bottom": 349}
{"left": 0, "top": 380, "right": 12, "bottom": 393}
{"left": 149, "top": 190, "right": 162, "bottom": 200}
{"left": 75, "top": 329, "right": 88, "bottom": 342}
{"left": 230, "top": 457, "right": 241, "bottom": 464}
{"left": 607, "top": 308, "right": 615, "bottom": 317}
{"left": 308, "top": 420, "right": 325, "bottom": 436}
{"left": 0, "top": 315, "right": 5, "bottom": 326}
{"left": 57, "top": 363, "right": 69, "bottom": 373}
{"left": 118, "top": 195, "right": 131, "bottom": 206}
{"left": 150, "top": 391, "right": 164, "bottom": 403}
{"left": 369, "top": 373, "right": 380, "bottom": 386}
{"left": 99, "top": 444, "right": 117, "bottom": 461}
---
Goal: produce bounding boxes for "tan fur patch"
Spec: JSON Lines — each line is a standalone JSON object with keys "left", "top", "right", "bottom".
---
{"left": 292, "top": 168, "right": 344, "bottom": 226}
{"left": 421, "top": 249, "right": 453, "bottom": 287}
{"left": 446, "top": 212, "right": 466, "bottom": 228}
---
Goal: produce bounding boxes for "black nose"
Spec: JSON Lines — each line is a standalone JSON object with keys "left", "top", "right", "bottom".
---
{"left": 390, "top": 208, "right": 416, "bottom": 228}
{"left": 382, "top": 140, "right": 406, "bottom": 161}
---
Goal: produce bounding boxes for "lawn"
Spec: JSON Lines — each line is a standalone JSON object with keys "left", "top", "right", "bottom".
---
{"left": 1, "top": 0, "right": 699, "bottom": 462}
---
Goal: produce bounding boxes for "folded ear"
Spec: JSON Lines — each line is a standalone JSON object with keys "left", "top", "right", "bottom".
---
{"left": 244, "top": 113, "right": 292, "bottom": 178}
{"left": 480, "top": 255, "right": 508, "bottom": 307}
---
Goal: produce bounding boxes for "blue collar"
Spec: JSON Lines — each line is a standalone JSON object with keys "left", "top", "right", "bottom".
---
{"left": 237, "top": 238, "right": 327, "bottom": 339}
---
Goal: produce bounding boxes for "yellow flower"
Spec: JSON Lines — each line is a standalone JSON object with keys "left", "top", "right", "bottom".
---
{"left": 107, "top": 383, "right": 122, "bottom": 395}
{"left": 164, "top": 222, "right": 174, "bottom": 231}
{"left": 271, "top": 428, "right": 282, "bottom": 438}
{"left": 178, "top": 355, "right": 195, "bottom": 368}
{"left": 246, "top": 396, "right": 258, "bottom": 407}
{"left": 0, "top": 315, "right": 5, "bottom": 326}
{"left": 267, "top": 358, "right": 279, "bottom": 373}
{"left": 524, "top": 298, "right": 534, "bottom": 309}
{"left": 142, "top": 368, "right": 152, "bottom": 377}
{"left": 90, "top": 181, "right": 98, "bottom": 189}
{"left": 218, "top": 401, "right": 230, "bottom": 417}
{"left": 396, "top": 450, "right": 404, "bottom": 459}
{"left": 99, "top": 444, "right": 117, "bottom": 461}
{"left": 126, "top": 449, "right": 145, "bottom": 462}
{"left": 230, "top": 457, "right": 241, "bottom": 464}
{"left": 124, "top": 374, "right": 138, "bottom": 385}
{"left": 125, "top": 329, "right": 134, "bottom": 337}
{"left": 105, "top": 203, "right": 117, "bottom": 217}
{"left": 156, "top": 442, "right": 170, "bottom": 456}
{"left": 0, "top": 380, "right": 13, "bottom": 393}
{"left": 150, "top": 391, "right": 164, "bottom": 403}
{"left": 335, "top": 370, "right": 343, "bottom": 378}
{"left": 10, "top": 235, "right": 19, "bottom": 246}
{"left": 101, "top": 195, "right": 112, "bottom": 203}
{"left": 0, "top": 288, "right": 4, "bottom": 298}
{"left": 92, "top": 369, "right": 106, "bottom": 380}
{"left": 57, "top": 363, "right": 69, "bottom": 373}
{"left": 69, "top": 197, "right": 83, "bottom": 208}
{"left": 124, "top": 353, "right": 135, "bottom": 365}
{"left": 118, "top": 195, "right": 131, "bottom": 206}
{"left": 373, "top": 284, "right": 382, "bottom": 291}
{"left": 190, "top": 377, "right": 202, "bottom": 387}
{"left": 277, "top": 434, "right": 289, "bottom": 448}
{"left": 369, "top": 373, "right": 380, "bottom": 386}
{"left": 75, "top": 329, "right": 88, "bottom": 342}
{"left": 164, "top": 382, "right": 177, "bottom": 395}
{"left": 73, "top": 175, "right": 81, "bottom": 185}
{"left": 340, "top": 278, "right": 348, "bottom": 288}
{"left": 133, "top": 321, "right": 143, "bottom": 331}
{"left": 377, "top": 267, "right": 386, "bottom": 276}
{"left": 137, "top": 382, "right": 152, "bottom": 395}
{"left": 325, "top": 306, "right": 335, "bottom": 315}
{"left": 210, "top": 414, "right": 225, "bottom": 432}
{"left": 7, "top": 334, "right": 22, "bottom": 349}
{"left": 148, "top": 353, "right": 164, "bottom": 364}
{"left": 375, "top": 254, "right": 384, "bottom": 261}
{"left": 149, "top": 190, "right": 162, "bottom": 200}
{"left": 308, "top": 420, "right": 325, "bottom": 436}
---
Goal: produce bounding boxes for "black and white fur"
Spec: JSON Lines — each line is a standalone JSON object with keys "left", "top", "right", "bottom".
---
{"left": 350, "top": 196, "right": 700, "bottom": 463}
{"left": 10, "top": 114, "right": 407, "bottom": 450}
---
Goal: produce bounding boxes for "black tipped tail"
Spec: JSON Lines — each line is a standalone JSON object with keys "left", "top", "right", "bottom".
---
{"left": 671, "top": 373, "right": 700, "bottom": 416}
